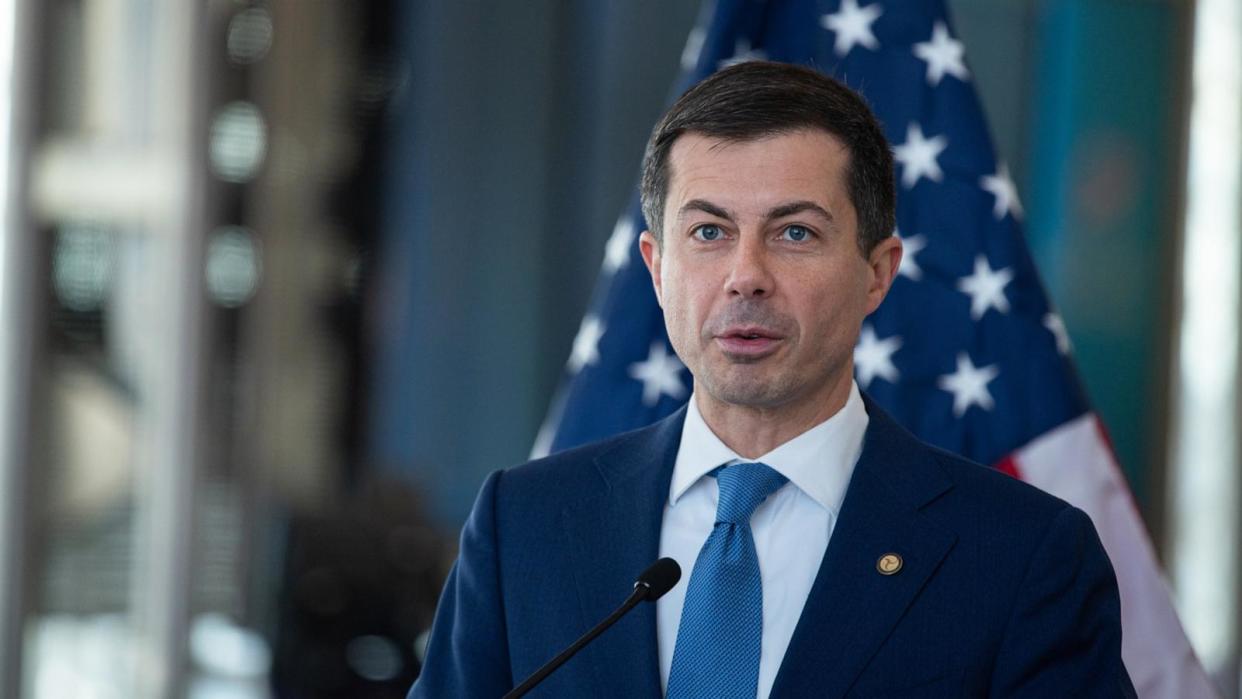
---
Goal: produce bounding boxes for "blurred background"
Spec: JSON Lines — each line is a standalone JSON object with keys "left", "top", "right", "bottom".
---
{"left": 0, "top": 0, "right": 1237, "bottom": 697}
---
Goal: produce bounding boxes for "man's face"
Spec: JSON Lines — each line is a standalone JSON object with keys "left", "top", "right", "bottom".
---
{"left": 639, "top": 129, "right": 900, "bottom": 415}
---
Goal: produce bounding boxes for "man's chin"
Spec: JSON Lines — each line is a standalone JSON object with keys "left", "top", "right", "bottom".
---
{"left": 698, "top": 373, "right": 794, "bottom": 410}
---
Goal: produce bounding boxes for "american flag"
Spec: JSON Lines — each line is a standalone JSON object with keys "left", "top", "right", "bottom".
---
{"left": 534, "top": 1, "right": 1216, "bottom": 696}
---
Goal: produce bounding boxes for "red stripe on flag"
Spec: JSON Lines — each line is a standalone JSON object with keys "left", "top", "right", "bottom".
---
{"left": 995, "top": 454, "right": 1023, "bottom": 480}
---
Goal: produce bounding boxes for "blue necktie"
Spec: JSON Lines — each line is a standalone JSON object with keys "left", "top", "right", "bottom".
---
{"left": 667, "top": 462, "right": 789, "bottom": 699}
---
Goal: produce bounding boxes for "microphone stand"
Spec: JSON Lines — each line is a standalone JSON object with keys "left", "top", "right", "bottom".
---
{"left": 502, "top": 583, "right": 651, "bottom": 699}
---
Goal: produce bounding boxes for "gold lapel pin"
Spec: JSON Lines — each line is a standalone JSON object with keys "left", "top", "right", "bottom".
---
{"left": 876, "top": 553, "right": 903, "bottom": 575}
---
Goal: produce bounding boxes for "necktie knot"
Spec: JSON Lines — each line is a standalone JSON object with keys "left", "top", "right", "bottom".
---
{"left": 714, "top": 462, "right": 787, "bottom": 525}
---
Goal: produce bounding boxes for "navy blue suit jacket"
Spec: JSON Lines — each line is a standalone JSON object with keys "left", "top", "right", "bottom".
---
{"left": 409, "top": 399, "right": 1136, "bottom": 697}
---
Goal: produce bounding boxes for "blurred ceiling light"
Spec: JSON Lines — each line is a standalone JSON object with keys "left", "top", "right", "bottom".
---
{"left": 52, "top": 223, "right": 116, "bottom": 312}
{"left": 226, "top": 7, "right": 273, "bottom": 65}
{"left": 413, "top": 629, "right": 430, "bottom": 664}
{"left": 28, "top": 614, "right": 135, "bottom": 699}
{"left": 344, "top": 635, "right": 403, "bottom": 682}
{"left": 209, "top": 101, "right": 267, "bottom": 183}
{"left": 205, "top": 226, "right": 261, "bottom": 308}
{"left": 1169, "top": 0, "right": 1241, "bottom": 676}
{"left": 189, "top": 613, "right": 271, "bottom": 678}
{"left": 32, "top": 141, "right": 180, "bottom": 224}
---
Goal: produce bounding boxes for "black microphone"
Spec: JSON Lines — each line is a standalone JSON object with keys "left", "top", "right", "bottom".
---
{"left": 502, "top": 558, "right": 681, "bottom": 699}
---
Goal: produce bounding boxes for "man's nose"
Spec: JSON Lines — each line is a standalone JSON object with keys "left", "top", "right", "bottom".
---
{"left": 723, "top": 236, "right": 774, "bottom": 298}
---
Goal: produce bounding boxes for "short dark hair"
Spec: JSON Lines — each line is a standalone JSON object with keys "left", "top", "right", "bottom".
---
{"left": 639, "top": 61, "right": 895, "bottom": 254}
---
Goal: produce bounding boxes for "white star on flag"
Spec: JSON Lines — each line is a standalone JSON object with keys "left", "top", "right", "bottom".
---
{"left": 938, "top": 352, "right": 999, "bottom": 417}
{"left": 854, "top": 325, "right": 902, "bottom": 389}
{"left": 913, "top": 20, "right": 968, "bottom": 86}
{"left": 568, "top": 315, "right": 605, "bottom": 373}
{"left": 1044, "top": 312, "right": 1072, "bottom": 355}
{"left": 897, "top": 232, "right": 926, "bottom": 280}
{"left": 980, "top": 163, "right": 1023, "bottom": 220}
{"left": 957, "top": 254, "right": 1014, "bottom": 320}
{"left": 893, "top": 123, "right": 947, "bottom": 189}
{"left": 820, "top": 0, "right": 883, "bottom": 57}
{"left": 719, "top": 38, "right": 766, "bottom": 68}
{"left": 603, "top": 217, "right": 635, "bottom": 273}
{"left": 681, "top": 26, "right": 706, "bottom": 71}
{"left": 629, "top": 341, "right": 687, "bottom": 406}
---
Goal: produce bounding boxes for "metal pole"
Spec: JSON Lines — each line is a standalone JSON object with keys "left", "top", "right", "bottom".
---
{"left": 0, "top": 0, "right": 43, "bottom": 695}
{"left": 130, "top": 0, "right": 210, "bottom": 696}
{"left": 1168, "top": 0, "right": 1242, "bottom": 692}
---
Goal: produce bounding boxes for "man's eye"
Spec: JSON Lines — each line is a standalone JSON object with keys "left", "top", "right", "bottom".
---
{"left": 693, "top": 225, "right": 723, "bottom": 241}
{"left": 782, "top": 225, "right": 811, "bottom": 242}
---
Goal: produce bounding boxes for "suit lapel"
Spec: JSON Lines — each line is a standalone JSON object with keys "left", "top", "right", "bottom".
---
{"left": 771, "top": 401, "right": 957, "bottom": 699}
{"left": 561, "top": 408, "right": 685, "bottom": 697}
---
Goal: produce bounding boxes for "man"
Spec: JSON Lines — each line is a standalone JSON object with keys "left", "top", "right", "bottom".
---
{"left": 409, "top": 62, "right": 1135, "bottom": 698}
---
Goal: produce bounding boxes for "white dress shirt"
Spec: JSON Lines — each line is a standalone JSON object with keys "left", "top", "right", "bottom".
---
{"left": 657, "top": 382, "right": 869, "bottom": 698}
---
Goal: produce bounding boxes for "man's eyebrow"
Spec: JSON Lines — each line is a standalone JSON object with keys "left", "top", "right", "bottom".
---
{"left": 677, "top": 199, "right": 735, "bottom": 222}
{"left": 766, "top": 200, "right": 834, "bottom": 222}
{"left": 675, "top": 199, "right": 835, "bottom": 225}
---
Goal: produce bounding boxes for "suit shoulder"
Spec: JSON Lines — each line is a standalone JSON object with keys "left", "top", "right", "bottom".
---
{"left": 911, "top": 443, "right": 1110, "bottom": 596}
{"left": 495, "top": 418, "right": 667, "bottom": 492}
{"left": 862, "top": 398, "right": 1073, "bottom": 526}
{"left": 922, "top": 442, "right": 1076, "bottom": 526}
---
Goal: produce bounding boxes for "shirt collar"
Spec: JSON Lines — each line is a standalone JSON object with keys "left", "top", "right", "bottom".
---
{"left": 669, "top": 382, "right": 869, "bottom": 515}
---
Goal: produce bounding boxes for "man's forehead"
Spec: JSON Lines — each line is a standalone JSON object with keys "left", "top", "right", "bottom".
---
{"left": 668, "top": 127, "right": 850, "bottom": 160}
{"left": 665, "top": 129, "right": 851, "bottom": 204}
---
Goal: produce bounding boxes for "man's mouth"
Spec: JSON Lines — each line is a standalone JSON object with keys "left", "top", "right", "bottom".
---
{"left": 715, "top": 327, "right": 782, "bottom": 358}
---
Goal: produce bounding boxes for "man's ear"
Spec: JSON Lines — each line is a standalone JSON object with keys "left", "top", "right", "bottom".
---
{"left": 864, "top": 235, "right": 902, "bottom": 314}
{"left": 639, "top": 230, "right": 663, "bottom": 307}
